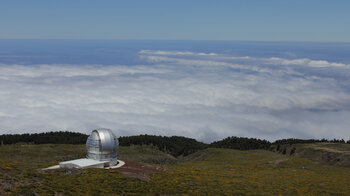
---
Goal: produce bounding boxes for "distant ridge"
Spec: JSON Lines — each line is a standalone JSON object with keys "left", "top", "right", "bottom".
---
{"left": 0, "top": 132, "right": 349, "bottom": 157}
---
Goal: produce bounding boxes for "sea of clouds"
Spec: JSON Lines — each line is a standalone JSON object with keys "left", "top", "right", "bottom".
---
{"left": 1, "top": 49, "right": 350, "bottom": 142}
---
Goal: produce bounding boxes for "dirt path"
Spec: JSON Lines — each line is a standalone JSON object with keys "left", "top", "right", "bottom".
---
{"left": 110, "top": 160, "right": 170, "bottom": 181}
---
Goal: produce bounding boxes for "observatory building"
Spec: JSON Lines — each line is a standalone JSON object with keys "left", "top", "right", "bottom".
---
{"left": 45, "top": 129, "right": 124, "bottom": 170}
{"left": 86, "top": 128, "right": 119, "bottom": 166}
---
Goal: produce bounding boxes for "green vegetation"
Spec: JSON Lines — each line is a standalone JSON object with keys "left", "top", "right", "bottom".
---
{"left": 0, "top": 132, "right": 206, "bottom": 157}
{"left": 0, "top": 131, "right": 88, "bottom": 145}
{"left": 1, "top": 144, "right": 350, "bottom": 195}
{"left": 274, "top": 138, "right": 349, "bottom": 145}
{"left": 119, "top": 135, "right": 207, "bottom": 157}
{"left": 2, "top": 132, "right": 349, "bottom": 157}
{"left": 271, "top": 142, "right": 350, "bottom": 168}
{"left": 209, "top": 136, "right": 271, "bottom": 150}
{"left": 119, "top": 145, "right": 178, "bottom": 164}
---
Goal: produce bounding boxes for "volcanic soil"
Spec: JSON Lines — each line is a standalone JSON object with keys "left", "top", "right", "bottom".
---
{"left": 110, "top": 160, "right": 170, "bottom": 181}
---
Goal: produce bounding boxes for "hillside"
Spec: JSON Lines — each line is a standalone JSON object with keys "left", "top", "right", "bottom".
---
{"left": 1, "top": 144, "right": 350, "bottom": 195}
{"left": 0, "top": 132, "right": 207, "bottom": 157}
{"left": 271, "top": 142, "right": 350, "bottom": 167}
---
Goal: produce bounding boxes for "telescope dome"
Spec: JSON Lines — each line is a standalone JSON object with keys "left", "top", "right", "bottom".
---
{"left": 86, "top": 128, "right": 119, "bottom": 166}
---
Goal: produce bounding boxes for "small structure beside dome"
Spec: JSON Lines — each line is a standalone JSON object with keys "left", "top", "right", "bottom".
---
{"left": 44, "top": 128, "right": 124, "bottom": 170}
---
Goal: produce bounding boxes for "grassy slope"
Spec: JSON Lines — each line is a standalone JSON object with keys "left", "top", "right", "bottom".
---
{"left": 1, "top": 144, "right": 350, "bottom": 195}
{"left": 119, "top": 145, "right": 178, "bottom": 165}
{"left": 297, "top": 142, "right": 350, "bottom": 153}
{"left": 272, "top": 142, "right": 350, "bottom": 167}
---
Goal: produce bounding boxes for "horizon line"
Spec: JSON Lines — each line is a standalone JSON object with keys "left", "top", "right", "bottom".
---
{"left": 0, "top": 38, "right": 349, "bottom": 44}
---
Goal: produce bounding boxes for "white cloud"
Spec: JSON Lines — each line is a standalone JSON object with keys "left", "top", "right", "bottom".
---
{"left": 1, "top": 50, "right": 350, "bottom": 142}
{"left": 139, "top": 50, "right": 217, "bottom": 56}
{"left": 266, "top": 57, "right": 347, "bottom": 67}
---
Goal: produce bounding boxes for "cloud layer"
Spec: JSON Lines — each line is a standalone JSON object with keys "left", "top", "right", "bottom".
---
{"left": 1, "top": 50, "right": 350, "bottom": 142}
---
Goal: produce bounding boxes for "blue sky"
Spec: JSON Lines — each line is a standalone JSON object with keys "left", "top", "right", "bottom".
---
{"left": 1, "top": 0, "right": 350, "bottom": 41}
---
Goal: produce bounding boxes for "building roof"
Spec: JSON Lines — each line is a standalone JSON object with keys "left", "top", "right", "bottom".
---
{"left": 59, "top": 158, "right": 108, "bottom": 169}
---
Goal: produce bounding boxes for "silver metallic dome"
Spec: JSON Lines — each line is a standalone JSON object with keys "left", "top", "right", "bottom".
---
{"left": 86, "top": 128, "right": 119, "bottom": 166}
